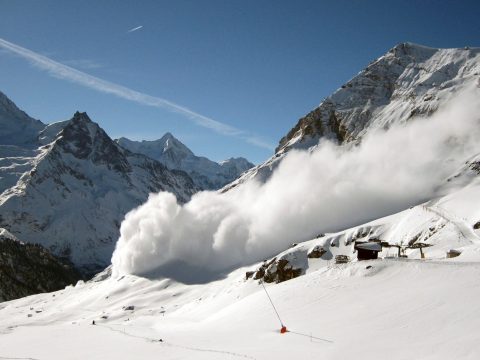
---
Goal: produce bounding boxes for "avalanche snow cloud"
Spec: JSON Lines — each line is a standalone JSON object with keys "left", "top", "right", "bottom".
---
{"left": 112, "top": 85, "right": 480, "bottom": 278}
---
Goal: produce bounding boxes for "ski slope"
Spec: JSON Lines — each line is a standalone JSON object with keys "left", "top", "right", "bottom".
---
{"left": 1, "top": 257, "right": 480, "bottom": 359}
{"left": 2, "top": 174, "right": 480, "bottom": 359}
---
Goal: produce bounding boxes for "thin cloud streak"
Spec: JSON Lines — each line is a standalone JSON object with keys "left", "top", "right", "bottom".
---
{"left": 0, "top": 37, "right": 274, "bottom": 151}
{"left": 127, "top": 25, "right": 143, "bottom": 33}
{"left": 62, "top": 58, "right": 103, "bottom": 69}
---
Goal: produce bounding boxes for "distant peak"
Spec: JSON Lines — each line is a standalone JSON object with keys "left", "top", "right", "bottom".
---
{"left": 159, "top": 132, "right": 176, "bottom": 142}
{"left": 117, "top": 133, "right": 195, "bottom": 158}
{"left": 159, "top": 133, "right": 194, "bottom": 155}
{"left": 163, "top": 132, "right": 174, "bottom": 138}
{"left": 72, "top": 111, "right": 92, "bottom": 122}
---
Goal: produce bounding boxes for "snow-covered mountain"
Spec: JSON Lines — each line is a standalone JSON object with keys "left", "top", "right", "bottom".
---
{"left": 0, "top": 100, "right": 199, "bottom": 274}
{"left": 0, "top": 91, "right": 47, "bottom": 193}
{"left": 0, "top": 91, "right": 44, "bottom": 146}
{"left": 117, "top": 134, "right": 254, "bottom": 190}
{"left": 223, "top": 43, "right": 480, "bottom": 191}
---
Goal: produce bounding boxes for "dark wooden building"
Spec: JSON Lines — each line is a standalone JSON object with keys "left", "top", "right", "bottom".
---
{"left": 354, "top": 241, "right": 382, "bottom": 260}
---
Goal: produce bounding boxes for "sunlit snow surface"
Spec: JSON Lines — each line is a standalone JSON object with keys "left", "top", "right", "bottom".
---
{"left": 2, "top": 180, "right": 480, "bottom": 359}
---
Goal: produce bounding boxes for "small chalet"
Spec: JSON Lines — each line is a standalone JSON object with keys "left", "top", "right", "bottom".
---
{"left": 354, "top": 241, "right": 382, "bottom": 260}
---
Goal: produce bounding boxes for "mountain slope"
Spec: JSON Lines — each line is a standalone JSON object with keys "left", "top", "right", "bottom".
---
{"left": 0, "top": 91, "right": 45, "bottom": 146}
{"left": 223, "top": 43, "right": 480, "bottom": 191}
{"left": 0, "top": 91, "right": 47, "bottom": 193}
{"left": 117, "top": 134, "right": 254, "bottom": 190}
{"left": 0, "top": 228, "right": 81, "bottom": 302}
{"left": 0, "top": 111, "right": 198, "bottom": 274}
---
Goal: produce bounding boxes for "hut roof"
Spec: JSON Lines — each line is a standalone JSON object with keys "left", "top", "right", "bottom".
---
{"left": 355, "top": 242, "right": 382, "bottom": 251}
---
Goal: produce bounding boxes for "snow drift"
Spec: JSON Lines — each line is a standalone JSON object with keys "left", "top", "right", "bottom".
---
{"left": 112, "top": 85, "right": 480, "bottom": 278}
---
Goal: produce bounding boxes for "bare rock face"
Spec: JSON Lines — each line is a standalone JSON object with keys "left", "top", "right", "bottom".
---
{"left": 264, "top": 259, "right": 303, "bottom": 283}
{"left": 248, "top": 257, "right": 303, "bottom": 284}
{"left": 307, "top": 245, "right": 327, "bottom": 258}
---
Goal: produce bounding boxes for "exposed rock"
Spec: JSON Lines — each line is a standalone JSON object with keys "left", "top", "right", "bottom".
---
{"left": 446, "top": 249, "right": 462, "bottom": 258}
{"left": 307, "top": 245, "right": 327, "bottom": 258}
{"left": 470, "top": 161, "right": 480, "bottom": 174}
{"left": 266, "top": 259, "right": 303, "bottom": 283}
{"left": 250, "top": 257, "right": 303, "bottom": 284}
{"left": 335, "top": 255, "right": 350, "bottom": 264}
{"left": 245, "top": 271, "right": 254, "bottom": 280}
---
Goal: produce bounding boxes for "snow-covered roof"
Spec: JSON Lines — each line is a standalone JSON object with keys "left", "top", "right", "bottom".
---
{"left": 355, "top": 242, "right": 382, "bottom": 251}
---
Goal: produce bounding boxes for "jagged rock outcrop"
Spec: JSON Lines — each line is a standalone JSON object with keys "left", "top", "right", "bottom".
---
{"left": 247, "top": 255, "right": 304, "bottom": 284}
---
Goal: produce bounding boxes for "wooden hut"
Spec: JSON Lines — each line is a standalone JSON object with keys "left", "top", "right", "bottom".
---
{"left": 354, "top": 241, "right": 382, "bottom": 260}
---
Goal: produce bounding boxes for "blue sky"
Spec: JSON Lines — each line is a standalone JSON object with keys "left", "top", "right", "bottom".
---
{"left": 0, "top": 0, "right": 479, "bottom": 163}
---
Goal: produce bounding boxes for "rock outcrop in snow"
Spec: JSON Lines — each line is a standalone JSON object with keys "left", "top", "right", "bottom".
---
{"left": 117, "top": 134, "right": 254, "bottom": 190}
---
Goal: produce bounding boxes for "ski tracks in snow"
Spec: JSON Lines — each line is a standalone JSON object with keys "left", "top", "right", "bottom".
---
{"left": 422, "top": 204, "right": 480, "bottom": 244}
{"left": 97, "top": 323, "right": 258, "bottom": 360}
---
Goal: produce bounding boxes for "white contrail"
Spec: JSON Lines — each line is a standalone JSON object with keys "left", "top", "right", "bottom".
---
{"left": 0, "top": 37, "right": 274, "bottom": 150}
{"left": 127, "top": 25, "right": 143, "bottom": 33}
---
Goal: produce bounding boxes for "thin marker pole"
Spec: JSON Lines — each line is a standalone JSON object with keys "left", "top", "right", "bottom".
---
{"left": 260, "top": 281, "right": 284, "bottom": 327}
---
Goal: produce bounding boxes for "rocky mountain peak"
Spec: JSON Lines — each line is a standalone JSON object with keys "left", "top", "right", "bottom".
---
{"left": 56, "top": 112, "right": 130, "bottom": 173}
{"left": 224, "top": 43, "right": 480, "bottom": 191}
{"left": 72, "top": 111, "right": 92, "bottom": 123}
{"left": 276, "top": 43, "right": 480, "bottom": 153}
{"left": 159, "top": 132, "right": 194, "bottom": 156}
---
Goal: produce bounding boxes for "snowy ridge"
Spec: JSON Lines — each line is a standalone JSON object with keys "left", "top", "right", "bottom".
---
{"left": 117, "top": 134, "right": 254, "bottom": 190}
{"left": 0, "top": 91, "right": 47, "bottom": 194}
{"left": 0, "top": 90, "right": 45, "bottom": 146}
{"left": 223, "top": 43, "right": 480, "bottom": 190}
{"left": 0, "top": 109, "right": 199, "bottom": 274}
